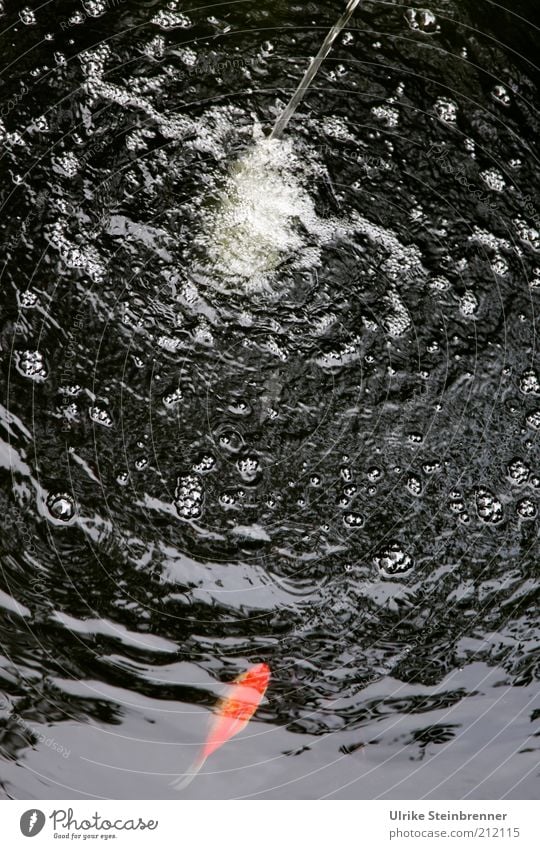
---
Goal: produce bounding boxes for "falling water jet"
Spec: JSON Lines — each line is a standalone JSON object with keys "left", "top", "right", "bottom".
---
{"left": 270, "top": 0, "right": 362, "bottom": 140}
{"left": 201, "top": 2, "right": 363, "bottom": 286}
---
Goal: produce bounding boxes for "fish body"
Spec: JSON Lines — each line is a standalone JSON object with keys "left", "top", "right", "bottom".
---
{"left": 171, "top": 662, "right": 270, "bottom": 792}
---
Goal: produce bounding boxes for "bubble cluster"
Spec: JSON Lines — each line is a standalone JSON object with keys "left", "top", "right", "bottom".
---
{"left": 88, "top": 405, "right": 114, "bottom": 428}
{"left": 404, "top": 8, "right": 440, "bottom": 34}
{"left": 475, "top": 488, "right": 504, "bottom": 524}
{"left": 374, "top": 543, "right": 414, "bottom": 577}
{"left": 15, "top": 350, "right": 48, "bottom": 381}
{"left": 237, "top": 455, "right": 262, "bottom": 485}
{"left": 507, "top": 459, "right": 530, "bottom": 485}
{"left": 519, "top": 371, "right": 540, "bottom": 395}
{"left": 175, "top": 474, "right": 203, "bottom": 520}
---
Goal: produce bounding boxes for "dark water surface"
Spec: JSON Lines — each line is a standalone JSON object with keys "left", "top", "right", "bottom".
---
{"left": 0, "top": 0, "right": 539, "bottom": 799}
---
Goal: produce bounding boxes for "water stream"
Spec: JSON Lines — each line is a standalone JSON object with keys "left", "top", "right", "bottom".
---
{"left": 271, "top": 0, "right": 362, "bottom": 139}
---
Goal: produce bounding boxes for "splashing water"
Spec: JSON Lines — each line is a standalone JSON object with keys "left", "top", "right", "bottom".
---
{"left": 271, "top": 0, "right": 363, "bottom": 139}
{"left": 201, "top": 129, "right": 338, "bottom": 289}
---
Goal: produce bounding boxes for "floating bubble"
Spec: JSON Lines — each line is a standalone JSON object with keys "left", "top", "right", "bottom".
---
{"left": 516, "top": 498, "right": 537, "bottom": 520}
{"left": 481, "top": 169, "right": 505, "bottom": 192}
{"left": 88, "top": 405, "right": 113, "bottom": 428}
{"left": 460, "top": 290, "right": 479, "bottom": 317}
{"left": 371, "top": 104, "right": 399, "bottom": 128}
{"left": 16, "top": 350, "right": 48, "bottom": 381}
{"left": 175, "top": 474, "right": 203, "bottom": 519}
{"left": 192, "top": 453, "right": 216, "bottom": 474}
{"left": 344, "top": 512, "right": 364, "bottom": 528}
{"left": 407, "top": 475, "right": 422, "bottom": 496}
{"left": 220, "top": 492, "right": 236, "bottom": 506}
{"left": 404, "top": 8, "right": 439, "bottom": 34}
{"left": 151, "top": 10, "right": 191, "bottom": 30}
{"left": 217, "top": 428, "right": 244, "bottom": 453}
{"left": 46, "top": 491, "right": 75, "bottom": 522}
{"left": 19, "top": 291, "right": 39, "bottom": 308}
{"left": 237, "top": 454, "right": 262, "bottom": 485}
{"left": 375, "top": 543, "right": 414, "bottom": 577}
{"left": 60, "top": 384, "right": 82, "bottom": 397}
{"left": 163, "top": 388, "right": 183, "bottom": 408}
{"left": 434, "top": 97, "right": 458, "bottom": 123}
{"left": 491, "top": 85, "right": 511, "bottom": 107}
{"left": 519, "top": 370, "right": 540, "bottom": 395}
{"left": 20, "top": 6, "right": 36, "bottom": 24}
{"left": 367, "top": 467, "right": 383, "bottom": 482}
{"left": 507, "top": 458, "right": 530, "bottom": 485}
{"left": 524, "top": 406, "right": 540, "bottom": 429}
{"left": 475, "top": 488, "right": 503, "bottom": 523}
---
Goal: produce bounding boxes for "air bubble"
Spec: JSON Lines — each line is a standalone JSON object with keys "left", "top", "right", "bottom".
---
{"left": 163, "top": 388, "right": 183, "bottom": 408}
{"left": 475, "top": 488, "right": 503, "bottom": 523}
{"left": 507, "top": 459, "right": 530, "bottom": 485}
{"left": 20, "top": 6, "right": 36, "bottom": 24}
{"left": 375, "top": 543, "right": 414, "bottom": 576}
{"left": 46, "top": 492, "right": 75, "bottom": 522}
{"left": 460, "top": 290, "right": 478, "bottom": 317}
{"left": 344, "top": 512, "right": 364, "bottom": 528}
{"left": 237, "top": 454, "right": 262, "bottom": 484}
{"left": 434, "top": 97, "right": 458, "bottom": 124}
{"left": 481, "top": 169, "right": 505, "bottom": 192}
{"left": 152, "top": 10, "right": 191, "bottom": 29}
{"left": 492, "top": 85, "right": 511, "bottom": 107}
{"left": 88, "top": 405, "right": 113, "bottom": 428}
{"left": 175, "top": 474, "right": 203, "bottom": 519}
{"left": 19, "top": 291, "right": 39, "bottom": 308}
{"left": 217, "top": 428, "right": 244, "bottom": 453}
{"left": 407, "top": 475, "right": 422, "bottom": 496}
{"left": 525, "top": 410, "right": 540, "bottom": 430}
{"left": 16, "top": 350, "right": 48, "bottom": 381}
{"left": 519, "top": 370, "right": 540, "bottom": 395}
{"left": 192, "top": 453, "right": 216, "bottom": 473}
{"left": 516, "top": 498, "right": 537, "bottom": 520}
{"left": 404, "top": 8, "right": 439, "bottom": 34}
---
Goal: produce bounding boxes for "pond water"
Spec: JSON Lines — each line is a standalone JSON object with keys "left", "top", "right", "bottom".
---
{"left": 0, "top": 0, "right": 539, "bottom": 799}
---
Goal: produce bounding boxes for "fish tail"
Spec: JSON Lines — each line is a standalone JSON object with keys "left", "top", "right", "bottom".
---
{"left": 170, "top": 756, "right": 207, "bottom": 793}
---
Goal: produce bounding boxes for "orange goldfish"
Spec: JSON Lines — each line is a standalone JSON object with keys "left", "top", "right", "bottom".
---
{"left": 171, "top": 662, "right": 270, "bottom": 791}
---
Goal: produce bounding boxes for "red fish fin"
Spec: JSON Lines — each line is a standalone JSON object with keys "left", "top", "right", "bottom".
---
{"left": 170, "top": 755, "right": 207, "bottom": 793}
